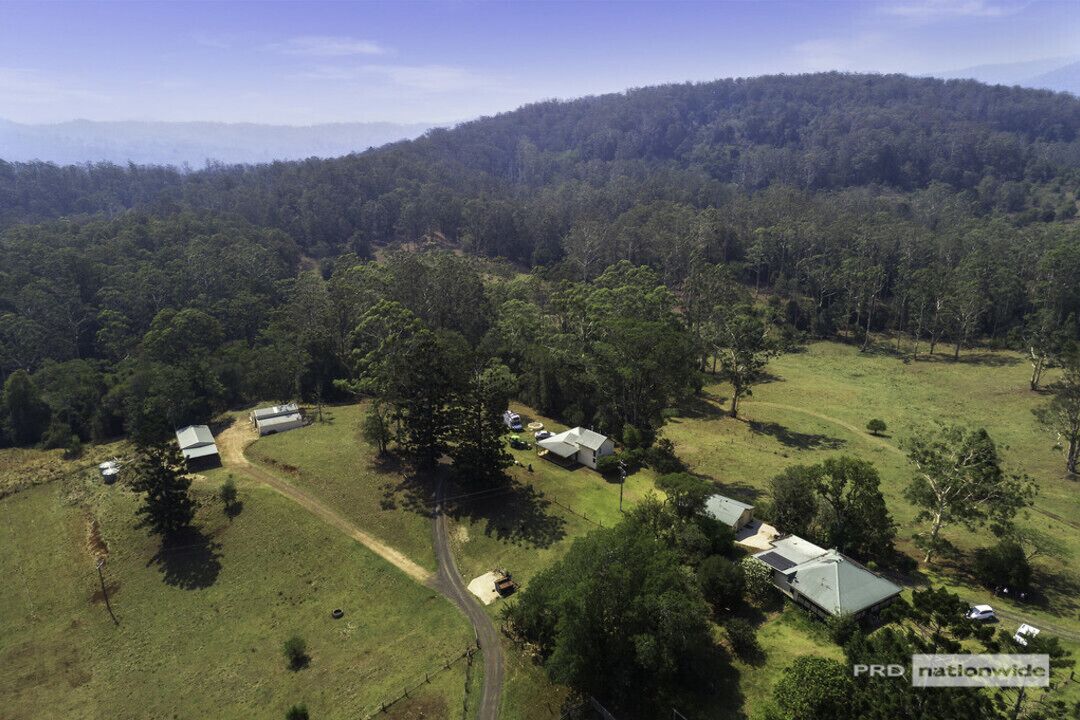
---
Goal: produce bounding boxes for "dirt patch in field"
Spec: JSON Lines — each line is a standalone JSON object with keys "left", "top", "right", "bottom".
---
{"left": 384, "top": 693, "right": 449, "bottom": 719}
{"left": 86, "top": 516, "right": 108, "bottom": 561}
{"left": 263, "top": 457, "right": 301, "bottom": 475}
{"left": 90, "top": 581, "right": 120, "bottom": 604}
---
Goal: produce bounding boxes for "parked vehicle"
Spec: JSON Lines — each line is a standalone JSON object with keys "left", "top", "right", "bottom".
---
{"left": 503, "top": 410, "right": 523, "bottom": 431}
{"left": 508, "top": 434, "right": 530, "bottom": 450}
{"left": 1014, "top": 624, "right": 1040, "bottom": 646}
{"left": 967, "top": 604, "right": 997, "bottom": 622}
{"left": 534, "top": 430, "right": 552, "bottom": 440}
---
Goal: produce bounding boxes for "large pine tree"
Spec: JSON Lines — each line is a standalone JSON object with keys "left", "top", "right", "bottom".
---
{"left": 450, "top": 363, "right": 514, "bottom": 487}
{"left": 129, "top": 442, "right": 197, "bottom": 541}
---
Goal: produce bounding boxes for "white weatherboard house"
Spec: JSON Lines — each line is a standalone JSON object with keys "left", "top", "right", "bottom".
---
{"left": 537, "top": 427, "right": 614, "bottom": 469}
{"left": 251, "top": 403, "right": 304, "bottom": 436}
{"left": 175, "top": 424, "right": 220, "bottom": 469}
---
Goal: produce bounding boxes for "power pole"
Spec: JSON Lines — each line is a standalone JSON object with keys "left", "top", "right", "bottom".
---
{"left": 96, "top": 558, "right": 118, "bottom": 626}
{"left": 618, "top": 461, "right": 627, "bottom": 513}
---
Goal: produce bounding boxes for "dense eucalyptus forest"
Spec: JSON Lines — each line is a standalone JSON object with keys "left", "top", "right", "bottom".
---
{"left": 2, "top": 72, "right": 1079, "bottom": 453}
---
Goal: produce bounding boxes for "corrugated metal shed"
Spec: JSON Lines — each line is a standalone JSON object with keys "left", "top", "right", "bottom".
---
{"left": 252, "top": 403, "right": 300, "bottom": 421}
{"left": 176, "top": 424, "right": 215, "bottom": 449}
{"left": 705, "top": 494, "right": 754, "bottom": 528}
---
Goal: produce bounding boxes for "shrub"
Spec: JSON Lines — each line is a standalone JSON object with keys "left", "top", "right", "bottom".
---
{"left": 973, "top": 539, "right": 1032, "bottom": 592}
{"left": 283, "top": 635, "right": 309, "bottom": 671}
{"left": 595, "top": 454, "right": 622, "bottom": 476}
{"left": 64, "top": 433, "right": 83, "bottom": 459}
{"left": 220, "top": 476, "right": 237, "bottom": 507}
{"left": 285, "top": 704, "right": 309, "bottom": 720}
{"left": 741, "top": 557, "right": 774, "bottom": 605}
{"left": 866, "top": 418, "right": 887, "bottom": 436}
{"left": 724, "top": 617, "right": 760, "bottom": 657}
{"left": 697, "top": 514, "right": 735, "bottom": 556}
{"left": 698, "top": 555, "right": 744, "bottom": 612}
{"left": 645, "top": 437, "right": 684, "bottom": 474}
{"left": 41, "top": 417, "right": 72, "bottom": 450}
{"left": 621, "top": 447, "right": 646, "bottom": 472}
{"left": 622, "top": 424, "right": 645, "bottom": 450}
{"left": 826, "top": 612, "right": 858, "bottom": 646}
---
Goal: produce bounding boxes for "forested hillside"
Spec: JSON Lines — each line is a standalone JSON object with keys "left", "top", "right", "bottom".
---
{"left": 2, "top": 72, "right": 1080, "bottom": 450}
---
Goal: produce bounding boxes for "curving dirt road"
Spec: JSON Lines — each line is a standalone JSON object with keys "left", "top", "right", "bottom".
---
{"left": 216, "top": 421, "right": 503, "bottom": 717}
{"left": 216, "top": 422, "right": 430, "bottom": 583}
{"left": 432, "top": 478, "right": 503, "bottom": 720}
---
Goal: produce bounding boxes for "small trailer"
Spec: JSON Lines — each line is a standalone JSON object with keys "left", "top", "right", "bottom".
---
{"left": 493, "top": 570, "right": 518, "bottom": 597}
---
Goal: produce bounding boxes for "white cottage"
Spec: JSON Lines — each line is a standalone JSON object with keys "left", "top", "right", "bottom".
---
{"left": 536, "top": 427, "right": 614, "bottom": 469}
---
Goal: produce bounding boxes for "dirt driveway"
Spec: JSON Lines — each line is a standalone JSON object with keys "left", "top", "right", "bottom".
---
{"left": 215, "top": 422, "right": 430, "bottom": 584}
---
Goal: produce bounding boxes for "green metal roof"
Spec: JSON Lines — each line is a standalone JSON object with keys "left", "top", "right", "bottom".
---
{"left": 788, "top": 550, "right": 901, "bottom": 616}
{"left": 705, "top": 494, "right": 754, "bottom": 527}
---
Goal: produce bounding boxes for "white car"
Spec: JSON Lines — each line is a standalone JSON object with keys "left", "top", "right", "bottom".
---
{"left": 534, "top": 430, "right": 552, "bottom": 440}
{"left": 1014, "top": 624, "right": 1040, "bottom": 646}
{"left": 967, "top": 604, "right": 997, "bottom": 622}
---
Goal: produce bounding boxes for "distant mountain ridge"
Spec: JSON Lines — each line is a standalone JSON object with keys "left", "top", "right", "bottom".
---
{"left": 0, "top": 118, "right": 437, "bottom": 166}
{"left": 938, "top": 56, "right": 1080, "bottom": 96}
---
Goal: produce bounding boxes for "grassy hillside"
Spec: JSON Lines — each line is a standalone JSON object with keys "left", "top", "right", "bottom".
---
{"left": 0, "top": 468, "right": 473, "bottom": 719}
{"left": 666, "top": 340, "right": 1080, "bottom": 637}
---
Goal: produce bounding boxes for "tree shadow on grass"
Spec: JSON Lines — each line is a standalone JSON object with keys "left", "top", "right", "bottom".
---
{"left": 1021, "top": 569, "right": 1080, "bottom": 617}
{"left": 672, "top": 640, "right": 748, "bottom": 720}
{"left": 675, "top": 394, "right": 728, "bottom": 421}
{"left": 954, "top": 352, "right": 1022, "bottom": 367}
{"left": 747, "top": 419, "right": 846, "bottom": 450}
{"left": 208, "top": 414, "right": 237, "bottom": 438}
{"left": 715, "top": 482, "right": 765, "bottom": 503}
{"left": 446, "top": 479, "right": 567, "bottom": 550}
{"left": 224, "top": 499, "right": 244, "bottom": 520}
{"left": 149, "top": 527, "right": 222, "bottom": 590}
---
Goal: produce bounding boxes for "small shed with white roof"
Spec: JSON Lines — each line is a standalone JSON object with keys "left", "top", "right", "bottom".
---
{"left": 175, "top": 424, "right": 220, "bottom": 470}
{"left": 250, "top": 403, "right": 305, "bottom": 436}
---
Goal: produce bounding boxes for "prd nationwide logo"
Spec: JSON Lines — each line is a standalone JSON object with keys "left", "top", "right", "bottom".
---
{"left": 854, "top": 654, "right": 1050, "bottom": 687}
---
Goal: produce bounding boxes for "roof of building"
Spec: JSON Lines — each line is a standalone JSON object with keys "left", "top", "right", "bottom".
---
{"left": 571, "top": 427, "right": 610, "bottom": 451}
{"left": 537, "top": 436, "right": 580, "bottom": 458}
{"left": 753, "top": 535, "right": 828, "bottom": 568}
{"left": 176, "top": 424, "right": 215, "bottom": 449}
{"left": 541, "top": 427, "right": 610, "bottom": 454}
{"left": 705, "top": 494, "right": 754, "bottom": 527}
{"left": 253, "top": 403, "right": 299, "bottom": 420}
{"left": 181, "top": 444, "right": 220, "bottom": 460}
{"left": 258, "top": 412, "right": 304, "bottom": 429}
{"left": 786, "top": 550, "right": 902, "bottom": 616}
{"left": 756, "top": 551, "right": 798, "bottom": 572}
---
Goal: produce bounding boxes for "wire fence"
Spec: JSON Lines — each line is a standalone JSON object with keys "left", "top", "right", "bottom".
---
{"left": 359, "top": 643, "right": 478, "bottom": 719}
{"left": 546, "top": 494, "right": 605, "bottom": 528}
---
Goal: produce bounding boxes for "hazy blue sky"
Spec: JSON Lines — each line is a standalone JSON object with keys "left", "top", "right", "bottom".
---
{"left": 1, "top": 0, "right": 1076, "bottom": 125}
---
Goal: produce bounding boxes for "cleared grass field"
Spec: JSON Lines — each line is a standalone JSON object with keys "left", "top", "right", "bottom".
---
{"left": 665, "top": 342, "right": 1080, "bottom": 637}
{"left": 250, "top": 401, "right": 665, "bottom": 718}
{"left": 0, "top": 464, "right": 473, "bottom": 719}
{"left": 247, "top": 404, "right": 439, "bottom": 572}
